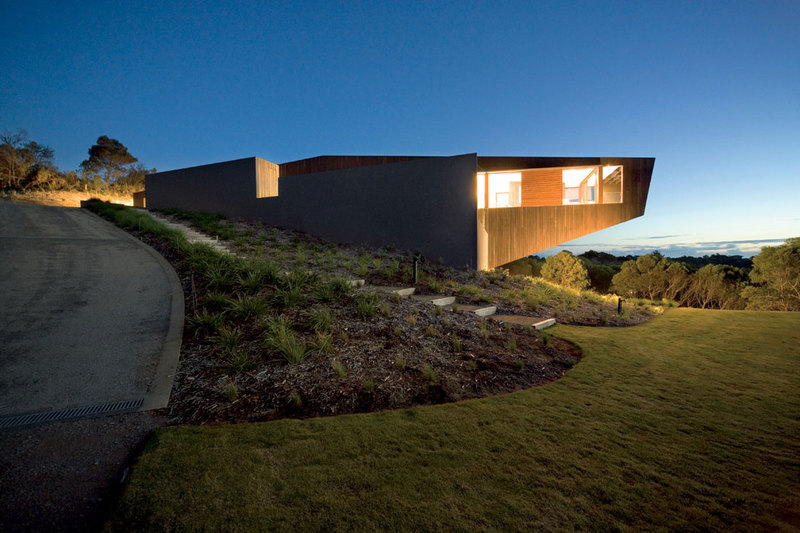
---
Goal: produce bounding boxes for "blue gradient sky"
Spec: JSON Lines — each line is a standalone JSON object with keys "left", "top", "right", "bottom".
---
{"left": 2, "top": 1, "right": 798, "bottom": 256}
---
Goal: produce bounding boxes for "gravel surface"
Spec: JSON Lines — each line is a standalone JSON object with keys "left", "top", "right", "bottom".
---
{"left": 0, "top": 411, "right": 166, "bottom": 532}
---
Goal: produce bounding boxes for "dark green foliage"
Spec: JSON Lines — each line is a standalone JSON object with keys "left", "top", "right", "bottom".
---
{"left": 541, "top": 251, "right": 590, "bottom": 290}
{"left": 611, "top": 252, "right": 689, "bottom": 301}
{"left": 682, "top": 264, "right": 747, "bottom": 309}
{"left": 80, "top": 135, "right": 138, "bottom": 186}
{"left": 502, "top": 256, "right": 544, "bottom": 277}
{"left": 741, "top": 238, "right": 800, "bottom": 310}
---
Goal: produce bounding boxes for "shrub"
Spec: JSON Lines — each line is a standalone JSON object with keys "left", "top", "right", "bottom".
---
{"left": 541, "top": 251, "right": 590, "bottom": 290}
{"left": 395, "top": 356, "right": 406, "bottom": 370}
{"left": 363, "top": 378, "right": 375, "bottom": 393}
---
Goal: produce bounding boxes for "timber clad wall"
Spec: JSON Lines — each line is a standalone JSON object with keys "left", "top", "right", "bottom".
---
{"left": 255, "top": 158, "right": 279, "bottom": 198}
{"left": 478, "top": 157, "right": 654, "bottom": 268}
{"left": 521, "top": 168, "right": 562, "bottom": 207}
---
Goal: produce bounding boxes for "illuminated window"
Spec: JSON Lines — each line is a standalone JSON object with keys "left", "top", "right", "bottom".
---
{"left": 601, "top": 165, "right": 623, "bottom": 203}
{"left": 477, "top": 172, "right": 521, "bottom": 208}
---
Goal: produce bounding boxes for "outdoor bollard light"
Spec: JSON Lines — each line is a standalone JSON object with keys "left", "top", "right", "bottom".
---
{"left": 413, "top": 254, "right": 421, "bottom": 284}
{"left": 618, "top": 297, "right": 624, "bottom": 314}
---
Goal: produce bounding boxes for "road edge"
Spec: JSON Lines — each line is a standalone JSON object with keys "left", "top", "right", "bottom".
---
{"left": 79, "top": 205, "right": 184, "bottom": 412}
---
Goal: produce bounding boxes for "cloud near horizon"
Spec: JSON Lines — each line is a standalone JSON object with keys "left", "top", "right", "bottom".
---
{"left": 540, "top": 238, "right": 789, "bottom": 258}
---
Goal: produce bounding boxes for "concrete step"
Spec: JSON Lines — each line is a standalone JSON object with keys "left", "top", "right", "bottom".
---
{"left": 412, "top": 294, "right": 456, "bottom": 306}
{"left": 373, "top": 286, "right": 415, "bottom": 297}
{"left": 446, "top": 303, "right": 497, "bottom": 317}
{"left": 490, "top": 315, "right": 557, "bottom": 330}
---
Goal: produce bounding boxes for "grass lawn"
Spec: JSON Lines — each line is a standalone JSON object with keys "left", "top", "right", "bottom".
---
{"left": 108, "top": 309, "right": 800, "bottom": 531}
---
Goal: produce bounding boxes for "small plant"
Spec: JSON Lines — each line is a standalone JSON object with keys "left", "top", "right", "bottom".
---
{"left": 479, "top": 321, "right": 489, "bottom": 340}
{"left": 202, "top": 291, "right": 229, "bottom": 311}
{"left": 379, "top": 303, "right": 391, "bottom": 317}
{"left": 309, "top": 332, "right": 333, "bottom": 354}
{"left": 421, "top": 364, "right": 439, "bottom": 384}
{"left": 363, "top": 377, "right": 375, "bottom": 393}
{"left": 264, "top": 315, "right": 309, "bottom": 363}
{"left": 356, "top": 291, "right": 381, "bottom": 321}
{"left": 466, "top": 360, "right": 478, "bottom": 370}
{"left": 450, "top": 334, "right": 462, "bottom": 352}
{"left": 393, "top": 326, "right": 402, "bottom": 337}
{"left": 187, "top": 309, "right": 225, "bottom": 338}
{"left": 274, "top": 286, "right": 304, "bottom": 309}
{"left": 427, "top": 278, "right": 445, "bottom": 293}
{"left": 515, "top": 359, "right": 526, "bottom": 370}
{"left": 225, "top": 295, "right": 267, "bottom": 319}
{"left": 305, "top": 307, "right": 333, "bottom": 332}
{"left": 372, "top": 258, "right": 382, "bottom": 270}
{"left": 435, "top": 305, "right": 443, "bottom": 316}
{"left": 355, "top": 261, "right": 369, "bottom": 278}
{"left": 294, "top": 245, "right": 307, "bottom": 264}
{"left": 508, "top": 334, "right": 517, "bottom": 354}
{"left": 204, "top": 263, "right": 235, "bottom": 292}
{"left": 223, "top": 380, "right": 238, "bottom": 402}
{"left": 451, "top": 303, "right": 459, "bottom": 313}
{"left": 392, "top": 292, "right": 401, "bottom": 304}
{"left": 542, "top": 332, "right": 550, "bottom": 346}
{"left": 395, "top": 356, "right": 406, "bottom": 370}
{"left": 290, "top": 390, "right": 302, "bottom": 408}
{"left": 425, "top": 325, "right": 437, "bottom": 337}
{"left": 227, "top": 349, "right": 257, "bottom": 373}
{"left": 216, "top": 326, "right": 243, "bottom": 353}
{"left": 406, "top": 314, "right": 417, "bottom": 326}
{"left": 332, "top": 359, "right": 347, "bottom": 379}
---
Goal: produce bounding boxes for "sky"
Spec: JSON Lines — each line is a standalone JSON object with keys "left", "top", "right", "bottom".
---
{"left": 2, "top": 1, "right": 798, "bottom": 257}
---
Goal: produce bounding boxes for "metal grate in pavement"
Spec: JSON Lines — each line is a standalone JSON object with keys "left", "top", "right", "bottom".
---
{"left": 0, "top": 398, "right": 144, "bottom": 430}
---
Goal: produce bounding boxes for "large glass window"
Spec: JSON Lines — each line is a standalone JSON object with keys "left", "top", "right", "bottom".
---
{"left": 477, "top": 172, "right": 521, "bottom": 208}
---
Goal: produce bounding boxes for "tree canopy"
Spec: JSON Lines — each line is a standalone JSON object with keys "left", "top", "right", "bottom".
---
{"left": 741, "top": 238, "right": 800, "bottom": 311}
{"left": 80, "top": 135, "right": 138, "bottom": 186}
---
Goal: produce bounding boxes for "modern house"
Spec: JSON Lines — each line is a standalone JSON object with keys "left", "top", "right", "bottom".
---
{"left": 143, "top": 154, "right": 654, "bottom": 270}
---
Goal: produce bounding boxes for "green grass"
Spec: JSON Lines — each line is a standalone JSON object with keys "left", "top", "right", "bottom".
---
{"left": 108, "top": 309, "right": 800, "bottom": 531}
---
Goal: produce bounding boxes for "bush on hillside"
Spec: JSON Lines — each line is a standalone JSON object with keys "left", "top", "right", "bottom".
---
{"left": 541, "top": 251, "right": 589, "bottom": 290}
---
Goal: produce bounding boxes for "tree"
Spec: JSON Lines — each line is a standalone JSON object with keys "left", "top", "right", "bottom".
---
{"left": 0, "top": 130, "right": 56, "bottom": 190}
{"left": 80, "top": 135, "right": 138, "bottom": 186}
{"left": 610, "top": 252, "right": 689, "bottom": 301}
{"left": 741, "top": 238, "right": 800, "bottom": 311}
{"left": 683, "top": 264, "right": 747, "bottom": 309}
{"left": 541, "top": 251, "right": 590, "bottom": 290}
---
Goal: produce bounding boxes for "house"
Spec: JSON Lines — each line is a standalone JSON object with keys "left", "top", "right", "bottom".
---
{"left": 143, "top": 154, "right": 654, "bottom": 270}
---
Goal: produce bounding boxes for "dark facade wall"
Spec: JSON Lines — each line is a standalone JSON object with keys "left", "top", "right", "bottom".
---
{"left": 279, "top": 155, "right": 427, "bottom": 177}
{"left": 146, "top": 154, "right": 481, "bottom": 268}
{"left": 252, "top": 154, "right": 480, "bottom": 267}
{"left": 145, "top": 157, "right": 262, "bottom": 215}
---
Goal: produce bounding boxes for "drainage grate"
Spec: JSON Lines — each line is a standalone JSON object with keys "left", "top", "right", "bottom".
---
{"left": 0, "top": 398, "right": 144, "bottom": 430}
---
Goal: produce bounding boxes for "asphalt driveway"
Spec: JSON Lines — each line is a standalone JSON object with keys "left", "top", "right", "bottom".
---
{"left": 0, "top": 203, "right": 183, "bottom": 423}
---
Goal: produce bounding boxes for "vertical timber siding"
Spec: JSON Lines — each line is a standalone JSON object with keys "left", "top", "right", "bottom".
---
{"left": 478, "top": 157, "right": 654, "bottom": 269}
{"left": 521, "top": 168, "right": 562, "bottom": 206}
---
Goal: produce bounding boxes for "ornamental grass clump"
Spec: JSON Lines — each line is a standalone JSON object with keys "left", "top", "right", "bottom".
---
{"left": 264, "top": 315, "right": 309, "bottom": 364}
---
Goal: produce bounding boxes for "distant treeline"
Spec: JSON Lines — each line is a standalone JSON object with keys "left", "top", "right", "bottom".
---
{"left": 0, "top": 129, "right": 152, "bottom": 194}
{"left": 505, "top": 240, "right": 799, "bottom": 311}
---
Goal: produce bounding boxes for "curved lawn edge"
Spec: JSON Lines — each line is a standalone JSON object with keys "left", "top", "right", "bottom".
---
{"left": 107, "top": 308, "right": 800, "bottom": 532}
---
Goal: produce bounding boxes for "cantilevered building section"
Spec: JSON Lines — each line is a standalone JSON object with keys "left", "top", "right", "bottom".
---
{"left": 144, "top": 154, "right": 654, "bottom": 270}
